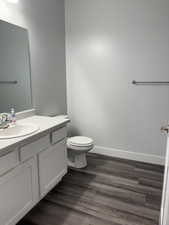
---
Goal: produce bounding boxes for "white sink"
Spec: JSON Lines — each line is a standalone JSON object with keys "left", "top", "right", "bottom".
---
{"left": 0, "top": 122, "right": 39, "bottom": 139}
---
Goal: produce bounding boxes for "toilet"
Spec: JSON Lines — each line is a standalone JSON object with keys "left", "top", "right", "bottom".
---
{"left": 67, "top": 136, "right": 94, "bottom": 168}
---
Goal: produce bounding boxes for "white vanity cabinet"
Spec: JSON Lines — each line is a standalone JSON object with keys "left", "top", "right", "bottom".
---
{"left": 0, "top": 157, "right": 38, "bottom": 225}
{"left": 0, "top": 121, "right": 68, "bottom": 225}
{"left": 39, "top": 139, "right": 67, "bottom": 197}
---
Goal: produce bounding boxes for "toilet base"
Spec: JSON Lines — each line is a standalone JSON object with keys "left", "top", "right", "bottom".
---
{"left": 67, "top": 150, "right": 87, "bottom": 168}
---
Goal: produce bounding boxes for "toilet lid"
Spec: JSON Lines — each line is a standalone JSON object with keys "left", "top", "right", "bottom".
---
{"left": 68, "top": 136, "right": 93, "bottom": 147}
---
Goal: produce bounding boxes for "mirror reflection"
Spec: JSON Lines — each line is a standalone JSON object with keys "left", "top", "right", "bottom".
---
{"left": 0, "top": 20, "right": 32, "bottom": 113}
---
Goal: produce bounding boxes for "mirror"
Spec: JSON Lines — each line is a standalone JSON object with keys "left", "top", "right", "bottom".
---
{"left": 0, "top": 20, "right": 32, "bottom": 113}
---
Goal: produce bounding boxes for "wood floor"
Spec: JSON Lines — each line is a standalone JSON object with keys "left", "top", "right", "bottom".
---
{"left": 17, "top": 153, "right": 164, "bottom": 225}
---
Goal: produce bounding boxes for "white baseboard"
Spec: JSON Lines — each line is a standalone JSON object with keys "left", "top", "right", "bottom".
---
{"left": 91, "top": 145, "right": 165, "bottom": 165}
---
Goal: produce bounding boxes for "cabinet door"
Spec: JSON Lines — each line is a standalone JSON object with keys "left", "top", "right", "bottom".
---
{"left": 0, "top": 157, "right": 38, "bottom": 225}
{"left": 39, "top": 139, "right": 67, "bottom": 197}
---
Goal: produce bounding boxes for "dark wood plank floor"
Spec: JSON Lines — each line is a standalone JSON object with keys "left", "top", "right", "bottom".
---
{"left": 17, "top": 153, "right": 164, "bottom": 225}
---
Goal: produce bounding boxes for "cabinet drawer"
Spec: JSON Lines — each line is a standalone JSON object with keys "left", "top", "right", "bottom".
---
{"left": 20, "top": 135, "right": 50, "bottom": 161}
{"left": 51, "top": 126, "right": 67, "bottom": 145}
{"left": 0, "top": 150, "right": 19, "bottom": 176}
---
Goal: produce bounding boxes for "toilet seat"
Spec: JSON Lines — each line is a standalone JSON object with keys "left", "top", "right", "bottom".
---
{"left": 67, "top": 136, "right": 93, "bottom": 147}
{"left": 67, "top": 142, "right": 93, "bottom": 151}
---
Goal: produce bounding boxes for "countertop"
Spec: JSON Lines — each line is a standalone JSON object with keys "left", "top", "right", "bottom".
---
{"left": 0, "top": 115, "right": 70, "bottom": 156}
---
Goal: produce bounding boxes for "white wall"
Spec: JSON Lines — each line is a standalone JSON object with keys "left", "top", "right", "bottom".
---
{"left": 65, "top": 0, "right": 169, "bottom": 158}
{"left": 0, "top": 0, "right": 67, "bottom": 115}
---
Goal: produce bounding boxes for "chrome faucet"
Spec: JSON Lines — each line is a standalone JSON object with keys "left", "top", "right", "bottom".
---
{"left": 0, "top": 113, "right": 11, "bottom": 129}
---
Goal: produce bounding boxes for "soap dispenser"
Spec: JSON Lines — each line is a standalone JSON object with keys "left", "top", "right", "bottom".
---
{"left": 10, "top": 108, "right": 16, "bottom": 126}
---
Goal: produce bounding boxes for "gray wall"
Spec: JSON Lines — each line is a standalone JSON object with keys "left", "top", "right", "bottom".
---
{"left": 0, "top": 0, "right": 67, "bottom": 115}
{"left": 65, "top": 0, "right": 169, "bottom": 157}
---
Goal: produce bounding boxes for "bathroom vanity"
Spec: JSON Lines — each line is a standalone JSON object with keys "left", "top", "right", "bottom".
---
{"left": 0, "top": 114, "right": 69, "bottom": 225}
{"left": 0, "top": 18, "right": 69, "bottom": 225}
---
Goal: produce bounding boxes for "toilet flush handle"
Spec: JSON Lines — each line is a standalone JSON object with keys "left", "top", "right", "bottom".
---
{"left": 161, "top": 125, "right": 169, "bottom": 134}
